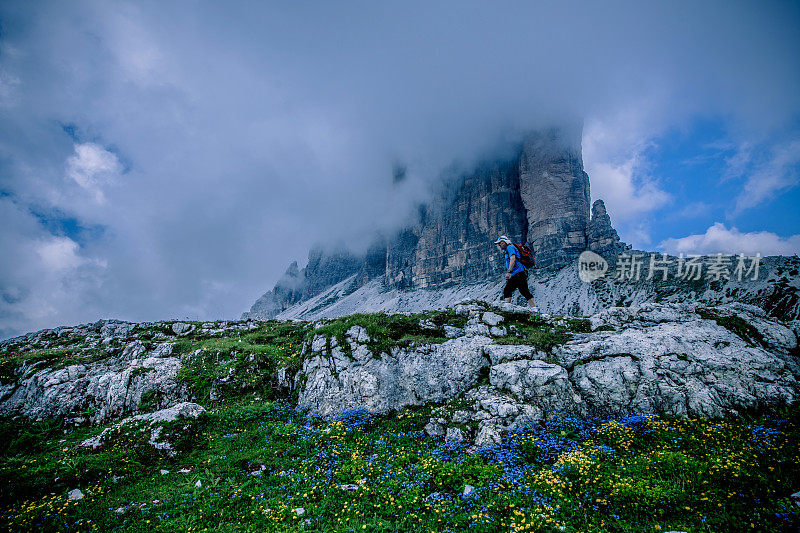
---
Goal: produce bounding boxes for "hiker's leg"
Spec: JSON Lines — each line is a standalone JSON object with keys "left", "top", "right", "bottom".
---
{"left": 518, "top": 273, "right": 536, "bottom": 309}
{"left": 502, "top": 277, "right": 514, "bottom": 303}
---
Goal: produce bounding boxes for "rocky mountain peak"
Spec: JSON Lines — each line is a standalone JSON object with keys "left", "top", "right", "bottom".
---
{"left": 587, "top": 199, "right": 626, "bottom": 259}
{"left": 519, "top": 126, "right": 591, "bottom": 269}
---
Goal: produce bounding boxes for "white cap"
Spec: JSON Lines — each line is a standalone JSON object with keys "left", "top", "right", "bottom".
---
{"left": 494, "top": 235, "right": 512, "bottom": 244}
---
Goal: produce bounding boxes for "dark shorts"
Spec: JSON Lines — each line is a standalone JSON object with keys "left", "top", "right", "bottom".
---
{"left": 503, "top": 271, "right": 532, "bottom": 300}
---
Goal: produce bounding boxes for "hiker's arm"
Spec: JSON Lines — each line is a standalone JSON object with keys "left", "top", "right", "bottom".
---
{"left": 506, "top": 255, "right": 516, "bottom": 279}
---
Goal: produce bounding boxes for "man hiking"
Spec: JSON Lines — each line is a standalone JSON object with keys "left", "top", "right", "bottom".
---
{"left": 494, "top": 236, "right": 539, "bottom": 313}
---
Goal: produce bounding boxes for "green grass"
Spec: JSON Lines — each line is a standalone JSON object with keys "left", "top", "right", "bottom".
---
{"left": 494, "top": 312, "right": 572, "bottom": 352}
{"left": 170, "top": 321, "right": 308, "bottom": 406}
{"left": 566, "top": 318, "right": 592, "bottom": 333}
{"left": 2, "top": 309, "right": 799, "bottom": 532}
{"left": 0, "top": 346, "right": 115, "bottom": 383}
{"left": 0, "top": 399, "right": 797, "bottom": 532}
{"left": 697, "top": 310, "right": 767, "bottom": 348}
{"left": 311, "top": 309, "right": 468, "bottom": 357}
{"left": 491, "top": 315, "right": 601, "bottom": 349}
{"left": 138, "top": 389, "right": 160, "bottom": 412}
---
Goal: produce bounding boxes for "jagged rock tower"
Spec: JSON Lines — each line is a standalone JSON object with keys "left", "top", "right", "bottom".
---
{"left": 519, "top": 125, "right": 591, "bottom": 269}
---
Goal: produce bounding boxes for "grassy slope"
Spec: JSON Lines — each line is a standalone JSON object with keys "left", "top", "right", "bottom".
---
{"left": 0, "top": 308, "right": 799, "bottom": 532}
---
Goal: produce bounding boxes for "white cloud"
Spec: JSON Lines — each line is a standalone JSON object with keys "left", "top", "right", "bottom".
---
{"left": 104, "top": 6, "right": 172, "bottom": 89}
{"left": 2, "top": 1, "right": 800, "bottom": 338}
{"left": 659, "top": 222, "right": 800, "bottom": 256}
{"left": 0, "top": 68, "right": 21, "bottom": 108}
{"left": 583, "top": 113, "right": 672, "bottom": 223}
{"left": 677, "top": 201, "right": 712, "bottom": 218}
{"left": 582, "top": 111, "right": 673, "bottom": 247}
{"left": 35, "top": 237, "right": 86, "bottom": 272}
{"left": 65, "top": 143, "right": 123, "bottom": 203}
{"left": 731, "top": 139, "right": 800, "bottom": 215}
{"left": 0, "top": 198, "right": 109, "bottom": 335}
{"left": 586, "top": 157, "right": 672, "bottom": 219}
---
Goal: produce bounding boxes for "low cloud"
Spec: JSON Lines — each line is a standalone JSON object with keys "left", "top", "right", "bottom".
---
{"left": 659, "top": 222, "right": 800, "bottom": 256}
{"left": 0, "top": 198, "right": 108, "bottom": 338}
{"left": 0, "top": 1, "right": 799, "bottom": 338}
{"left": 36, "top": 236, "right": 91, "bottom": 272}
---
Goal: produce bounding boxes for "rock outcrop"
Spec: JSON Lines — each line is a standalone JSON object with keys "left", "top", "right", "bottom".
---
{"left": 1, "top": 300, "right": 798, "bottom": 451}
{"left": 0, "top": 339, "right": 189, "bottom": 426}
{"left": 0, "top": 318, "right": 260, "bottom": 426}
{"left": 294, "top": 301, "right": 799, "bottom": 446}
{"left": 587, "top": 199, "right": 627, "bottom": 259}
{"left": 78, "top": 402, "right": 206, "bottom": 457}
{"left": 299, "top": 330, "right": 492, "bottom": 418}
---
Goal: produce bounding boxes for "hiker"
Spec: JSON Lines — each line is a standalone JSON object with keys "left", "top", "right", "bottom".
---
{"left": 494, "top": 236, "right": 539, "bottom": 313}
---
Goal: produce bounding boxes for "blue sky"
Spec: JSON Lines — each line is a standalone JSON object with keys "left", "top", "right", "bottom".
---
{"left": 628, "top": 116, "right": 800, "bottom": 250}
{"left": 0, "top": 0, "right": 799, "bottom": 339}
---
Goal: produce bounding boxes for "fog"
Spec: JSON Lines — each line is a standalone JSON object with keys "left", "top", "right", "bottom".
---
{"left": 1, "top": 0, "right": 798, "bottom": 338}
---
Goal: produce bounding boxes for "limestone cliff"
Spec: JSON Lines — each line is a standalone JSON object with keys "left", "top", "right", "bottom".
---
{"left": 518, "top": 125, "right": 592, "bottom": 269}
{"left": 387, "top": 157, "right": 528, "bottom": 289}
{"left": 383, "top": 125, "right": 601, "bottom": 288}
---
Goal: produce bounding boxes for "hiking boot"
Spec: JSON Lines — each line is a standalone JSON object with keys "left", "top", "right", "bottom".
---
{"left": 530, "top": 306, "right": 540, "bottom": 314}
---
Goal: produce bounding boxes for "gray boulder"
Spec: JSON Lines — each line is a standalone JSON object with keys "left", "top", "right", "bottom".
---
{"left": 560, "top": 303, "right": 798, "bottom": 418}
{"left": 171, "top": 323, "right": 195, "bottom": 336}
{"left": 298, "top": 334, "right": 493, "bottom": 418}
{"left": 490, "top": 359, "right": 581, "bottom": 414}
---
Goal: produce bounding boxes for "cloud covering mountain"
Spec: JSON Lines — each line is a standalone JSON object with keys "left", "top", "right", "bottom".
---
{"left": 1, "top": 0, "right": 799, "bottom": 339}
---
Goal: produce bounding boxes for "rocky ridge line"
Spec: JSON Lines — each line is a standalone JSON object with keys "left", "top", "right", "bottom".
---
{"left": 0, "top": 301, "right": 798, "bottom": 453}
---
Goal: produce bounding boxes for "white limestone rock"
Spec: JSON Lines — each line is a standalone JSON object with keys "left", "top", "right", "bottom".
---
{"left": 78, "top": 402, "right": 206, "bottom": 457}
{"left": 484, "top": 344, "right": 540, "bottom": 365}
{"left": 298, "top": 335, "right": 493, "bottom": 418}
{"left": 464, "top": 323, "right": 490, "bottom": 336}
{"left": 482, "top": 312, "right": 504, "bottom": 326}
{"left": 489, "top": 326, "right": 507, "bottom": 337}
{"left": 171, "top": 323, "right": 194, "bottom": 336}
{"left": 559, "top": 303, "right": 800, "bottom": 418}
{"left": 490, "top": 360, "right": 580, "bottom": 414}
{"left": 445, "top": 427, "right": 466, "bottom": 442}
{"left": 444, "top": 325, "right": 464, "bottom": 338}
{"left": 346, "top": 325, "right": 370, "bottom": 344}
{"left": 0, "top": 343, "right": 189, "bottom": 426}
{"left": 474, "top": 422, "right": 503, "bottom": 448}
{"left": 418, "top": 319, "right": 438, "bottom": 331}
{"left": 424, "top": 420, "right": 446, "bottom": 438}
